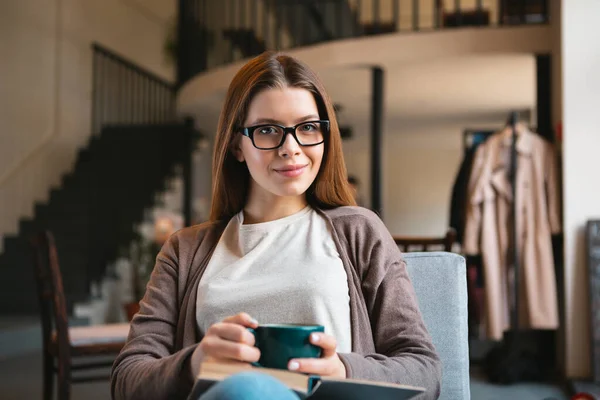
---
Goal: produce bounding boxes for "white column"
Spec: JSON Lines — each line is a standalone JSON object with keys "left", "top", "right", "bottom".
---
{"left": 562, "top": 0, "right": 600, "bottom": 378}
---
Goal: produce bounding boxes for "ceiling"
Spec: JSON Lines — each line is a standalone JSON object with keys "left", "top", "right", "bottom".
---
{"left": 185, "top": 53, "right": 536, "bottom": 137}
{"left": 322, "top": 53, "right": 535, "bottom": 129}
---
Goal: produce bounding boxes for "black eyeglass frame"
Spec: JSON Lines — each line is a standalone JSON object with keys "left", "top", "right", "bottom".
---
{"left": 239, "top": 120, "right": 330, "bottom": 150}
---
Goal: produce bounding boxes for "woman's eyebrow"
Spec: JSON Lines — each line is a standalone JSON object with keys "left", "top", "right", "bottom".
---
{"left": 249, "top": 114, "right": 320, "bottom": 126}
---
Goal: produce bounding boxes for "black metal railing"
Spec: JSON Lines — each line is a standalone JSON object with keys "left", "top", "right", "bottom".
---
{"left": 177, "top": 0, "right": 549, "bottom": 84}
{"left": 92, "top": 44, "right": 177, "bottom": 135}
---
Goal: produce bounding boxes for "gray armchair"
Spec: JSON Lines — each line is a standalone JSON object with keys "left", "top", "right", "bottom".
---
{"left": 404, "top": 252, "right": 470, "bottom": 400}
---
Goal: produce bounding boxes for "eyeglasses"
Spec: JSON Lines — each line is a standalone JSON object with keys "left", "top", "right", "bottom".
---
{"left": 239, "top": 120, "right": 329, "bottom": 150}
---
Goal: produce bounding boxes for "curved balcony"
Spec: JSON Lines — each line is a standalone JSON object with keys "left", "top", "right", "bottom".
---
{"left": 177, "top": 0, "right": 550, "bottom": 83}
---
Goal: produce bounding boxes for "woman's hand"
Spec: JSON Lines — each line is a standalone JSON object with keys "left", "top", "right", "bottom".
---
{"left": 287, "top": 332, "right": 346, "bottom": 378}
{"left": 189, "top": 313, "right": 260, "bottom": 378}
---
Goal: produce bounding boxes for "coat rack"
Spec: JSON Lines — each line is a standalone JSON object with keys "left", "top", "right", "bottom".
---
{"left": 483, "top": 112, "right": 558, "bottom": 384}
{"left": 507, "top": 111, "right": 519, "bottom": 330}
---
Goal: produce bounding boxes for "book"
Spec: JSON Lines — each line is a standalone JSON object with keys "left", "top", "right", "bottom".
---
{"left": 189, "top": 360, "right": 425, "bottom": 400}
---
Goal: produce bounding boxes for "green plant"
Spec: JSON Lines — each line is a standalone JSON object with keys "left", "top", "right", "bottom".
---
{"left": 128, "top": 234, "right": 162, "bottom": 302}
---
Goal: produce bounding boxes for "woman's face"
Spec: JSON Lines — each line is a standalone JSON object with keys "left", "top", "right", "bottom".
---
{"left": 233, "top": 87, "right": 325, "bottom": 203}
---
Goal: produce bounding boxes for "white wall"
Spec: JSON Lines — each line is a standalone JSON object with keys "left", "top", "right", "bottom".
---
{"left": 0, "top": 0, "right": 175, "bottom": 251}
{"left": 343, "top": 118, "right": 533, "bottom": 237}
{"left": 562, "top": 0, "right": 600, "bottom": 379}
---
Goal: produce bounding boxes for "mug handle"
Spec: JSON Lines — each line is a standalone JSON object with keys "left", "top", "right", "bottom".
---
{"left": 246, "top": 328, "right": 261, "bottom": 368}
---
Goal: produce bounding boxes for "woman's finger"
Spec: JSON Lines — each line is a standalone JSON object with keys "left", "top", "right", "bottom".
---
{"left": 222, "top": 312, "right": 259, "bottom": 328}
{"left": 207, "top": 322, "right": 256, "bottom": 345}
{"left": 309, "top": 332, "right": 337, "bottom": 357}
{"left": 287, "top": 357, "right": 336, "bottom": 376}
{"left": 200, "top": 335, "right": 261, "bottom": 363}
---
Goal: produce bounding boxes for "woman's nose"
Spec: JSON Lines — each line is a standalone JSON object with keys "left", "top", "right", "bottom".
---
{"left": 278, "top": 132, "right": 302, "bottom": 157}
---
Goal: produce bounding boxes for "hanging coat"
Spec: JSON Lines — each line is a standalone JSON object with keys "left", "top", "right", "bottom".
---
{"left": 463, "top": 127, "right": 561, "bottom": 340}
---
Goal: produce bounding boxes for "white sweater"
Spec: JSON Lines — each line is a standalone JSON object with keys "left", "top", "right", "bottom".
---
{"left": 196, "top": 206, "right": 352, "bottom": 353}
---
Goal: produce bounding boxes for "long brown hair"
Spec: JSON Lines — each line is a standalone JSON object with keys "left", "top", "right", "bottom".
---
{"left": 209, "top": 51, "right": 356, "bottom": 222}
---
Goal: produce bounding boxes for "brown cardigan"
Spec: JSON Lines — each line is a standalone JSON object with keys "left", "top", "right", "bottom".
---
{"left": 111, "top": 207, "right": 441, "bottom": 399}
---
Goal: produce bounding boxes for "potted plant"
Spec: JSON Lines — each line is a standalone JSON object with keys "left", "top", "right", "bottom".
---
{"left": 123, "top": 212, "right": 183, "bottom": 321}
{"left": 122, "top": 233, "right": 161, "bottom": 321}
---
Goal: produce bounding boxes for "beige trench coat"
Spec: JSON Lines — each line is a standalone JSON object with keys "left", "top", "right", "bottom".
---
{"left": 463, "top": 127, "right": 561, "bottom": 340}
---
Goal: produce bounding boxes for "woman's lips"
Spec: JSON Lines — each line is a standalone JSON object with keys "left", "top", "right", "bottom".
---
{"left": 274, "top": 164, "right": 307, "bottom": 178}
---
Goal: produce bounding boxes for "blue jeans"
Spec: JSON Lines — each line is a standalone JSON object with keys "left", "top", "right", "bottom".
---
{"left": 198, "top": 371, "right": 300, "bottom": 400}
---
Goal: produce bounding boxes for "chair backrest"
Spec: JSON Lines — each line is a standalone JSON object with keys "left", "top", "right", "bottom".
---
{"left": 404, "top": 252, "right": 470, "bottom": 400}
{"left": 31, "top": 231, "right": 72, "bottom": 364}
{"left": 393, "top": 228, "right": 457, "bottom": 252}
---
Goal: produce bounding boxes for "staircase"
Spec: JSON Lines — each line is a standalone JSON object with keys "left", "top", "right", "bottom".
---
{"left": 0, "top": 124, "right": 196, "bottom": 315}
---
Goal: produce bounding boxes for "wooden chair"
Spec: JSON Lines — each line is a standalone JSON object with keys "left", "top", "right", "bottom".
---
{"left": 31, "top": 231, "right": 129, "bottom": 400}
{"left": 393, "top": 228, "right": 457, "bottom": 253}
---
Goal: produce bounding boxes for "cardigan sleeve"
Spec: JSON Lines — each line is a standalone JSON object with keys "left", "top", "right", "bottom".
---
{"left": 111, "top": 232, "right": 197, "bottom": 400}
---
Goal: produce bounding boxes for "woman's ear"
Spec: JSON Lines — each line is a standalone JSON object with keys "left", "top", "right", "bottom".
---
{"left": 230, "top": 139, "right": 245, "bottom": 162}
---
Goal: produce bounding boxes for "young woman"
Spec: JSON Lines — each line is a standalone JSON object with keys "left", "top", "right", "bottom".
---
{"left": 111, "top": 52, "right": 441, "bottom": 400}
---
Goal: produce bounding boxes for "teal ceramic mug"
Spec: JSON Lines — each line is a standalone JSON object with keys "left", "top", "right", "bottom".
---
{"left": 247, "top": 324, "right": 324, "bottom": 370}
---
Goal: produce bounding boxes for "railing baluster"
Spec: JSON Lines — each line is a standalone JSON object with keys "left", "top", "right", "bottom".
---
{"left": 476, "top": 0, "right": 483, "bottom": 26}
{"left": 164, "top": 87, "right": 169, "bottom": 123}
{"left": 199, "top": 0, "right": 207, "bottom": 64}
{"left": 197, "top": 0, "right": 202, "bottom": 27}
{"left": 91, "top": 51, "right": 98, "bottom": 135}
{"left": 157, "top": 85, "right": 162, "bottom": 124}
{"left": 164, "top": 87, "right": 169, "bottom": 122}
{"left": 338, "top": 0, "right": 344, "bottom": 39}
{"left": 355, "top": 0, "right": 361, "bottom": 36}
{"left": 413, "top": 0, "right": 419, "bottom": 31}
{"left": 240, "top": 0, "right": 246, "bottom": 29}
{"left": 144, "top": 76, "right": 149, "bottom": 124}
{"left": 101, "top": 55, "right": 107, "bottom": 130}
{"left": 291, "top": 2, "right": 298, "bottom": 46}
{"left": 455, "top": 0, "right": 462, "bottom": 26}
{"left": 373, "top": 0, "right": 379, "bottom": 34}
{"left": 301, "top": 1, "right": 308, "bottom": 45}
{"left": 263, "top": 0, "right": 269, "bottom": 49}
{"left": 151, "top": 81, "right": 156, "bottom": 123}
{"left": 130, "top": 71, "right": 136, "bottom": 124}
{"left": 157, "top": 86, "right": 163, "bottom": 123}
{"left": 235, "top": 0, "right": 241, "bottom": 31}
{"left": 229, "top": 0, "right": 235, "bottom": 61}
{"left": 159, "top": 87, "right": 165, "bottom": 123}
{"left": 275, "top": 0, "right": 281, "bottom": 49}
{"left": 126, "top": 67, "right": 132, "bottom": 124}
{"left": 108, "top": 56, "right": 115, "bottom": 126}
{"left": 120, "top": 64, "right": 125, "bottom": 123}
{"left": 252, "top": 0, "right": 258, "bottom": 41}
{"left": 148, "top": 82, "right": 154, "bottom": 124}
{"left": 393, "top": 0, "right": 399, "bottom": 32}
{"left": 150, "top": 81, "right": 154, "bottom": 124}
{"left": 125, "top": 67, "right": 131, "bottom": 124}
